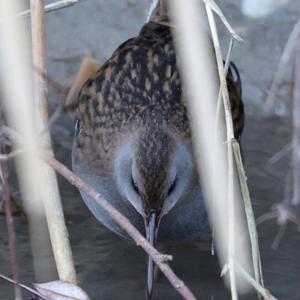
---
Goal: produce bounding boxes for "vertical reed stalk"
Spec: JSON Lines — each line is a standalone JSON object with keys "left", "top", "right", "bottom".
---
{"left": 0, "top": 150, "right": 22, "bottom": 300}
{"left": 169, "top": 0, "right": 251, "bottom": 296}
{"left": 30, "top": 0, "right": 77, "bottom": 283}
{"left": 292, "top": 46, "right": 300, "bottom": 205}
{"left": 0, "top": 0, "right": 56, "bottom": 282}
{"left": 205, "top": 6, "right": 238, "bottom": 299}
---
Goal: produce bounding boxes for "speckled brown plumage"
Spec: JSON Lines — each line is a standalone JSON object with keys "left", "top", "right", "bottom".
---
{"left": 135, "top": 126, "right": 176, "bottom": 210}
{"left": 75, "top": 19, "right": 243, "bottom": 161}
{"left": 72, "top": 17, "right": 244, "bottom": 243}
{"left": 75, "top": 24, "right": 182, "bottom": 145}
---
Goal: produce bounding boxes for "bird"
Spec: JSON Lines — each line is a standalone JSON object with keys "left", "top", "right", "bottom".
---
{"left": 72, "top": 14, "right": 244, "bottom": 299}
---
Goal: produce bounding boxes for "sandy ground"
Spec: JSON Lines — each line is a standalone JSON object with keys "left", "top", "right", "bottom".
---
{"left": 1, "top": 0, "right": 300, "bottom": 299}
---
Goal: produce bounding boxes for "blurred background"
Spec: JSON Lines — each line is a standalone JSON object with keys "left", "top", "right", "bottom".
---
{"left": 1, "top": 0, "right": 300, "bottom": 299}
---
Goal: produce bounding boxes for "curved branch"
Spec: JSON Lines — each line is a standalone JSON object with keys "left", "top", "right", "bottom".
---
{"left": 44, "top": 155, "right": 197, "bottom": 300}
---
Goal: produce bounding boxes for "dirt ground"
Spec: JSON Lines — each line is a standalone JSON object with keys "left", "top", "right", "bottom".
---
{"left": 1, "top": 0, "right": 300, "bottom": 299}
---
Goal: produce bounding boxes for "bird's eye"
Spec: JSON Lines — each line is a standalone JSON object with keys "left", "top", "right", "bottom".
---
{"left": 74, "top": 119, "right": 81, "bottom": 136}
{"left": 131, "top": 176, "right": 140, "bottom": 195}
{"left": 167, "top": 177, "right": 177, "bottom": 197}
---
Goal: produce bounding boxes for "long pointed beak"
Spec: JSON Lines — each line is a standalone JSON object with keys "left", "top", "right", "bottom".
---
{"left": 145, "top": 212, "right": 156, "bottom": 300}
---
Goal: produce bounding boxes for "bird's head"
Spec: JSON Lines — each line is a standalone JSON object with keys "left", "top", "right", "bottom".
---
{"left": 115, "top": 127, "right": 193, "bottom": 234}
{"left": 114, "top": 126, "right": 194, "bottom": 297}
{"left": 115, "top": 128, "right": 194, "bottom": 298}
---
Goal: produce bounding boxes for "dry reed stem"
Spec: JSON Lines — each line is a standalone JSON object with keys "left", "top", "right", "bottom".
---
{"left": 7, "top": 0, "right": 79, "bottom": 20}
{"left": 147, "top": 0, "right": 160, "bottom": 21}
{"left": 205, "top": 6, "right": 237, "bottom": 299}
{"left": 0, "top": 274, "right": 49, "bottom": 300}
{"left": 264, "top": 16, "right": 300, "bottom": 113}
{"left": 169, "top": 0, "right": 252, "bottom": 297}
{"left": 235, "top": 264, "right": 277, "bottom": 300}
{"left": 291, "top": 49, "right": 300, "bottom": 205}
{"left": 0, "top": 0, "right": 57, "bottom": 282}
{"left": 232, "top": 141, "right": 264, "bottom": 289}
{"left": 30, "top": 0, "right": 77, "bottom": 283}
{"left": 2, "top": 121, "right": 198, "bottom": 299}
{"left": 202, "top": 0, "right": 243, "bottom": 42}
{"left": 215, "top": 37, "right": 235, "bottom": 125}
{"left": 211, "top": 37, "right": 234, "bottom": 256}
{"left": 44, "top": 155, "right": 197, "bottom": 300}
{"left": 207, "top": 5, "right": 265, "bottom": 298}
{"left": 149, "top": 0, "right": 243, "bottom": 42}
{"left": 0, "top": 150, "right": 22, "bottom": 300}
{"left": 268, "top": 143, "right": 292, "bottom": 164}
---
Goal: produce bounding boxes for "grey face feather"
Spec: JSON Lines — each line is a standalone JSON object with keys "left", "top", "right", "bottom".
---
{"left": 161, "top": 141, "right": 194, "bottom": 215}
{"left": 114, "top": 139, "right": 145, "bottom": 216}
{"left": 114, "top": 131, "right": 194, "bottom": 218}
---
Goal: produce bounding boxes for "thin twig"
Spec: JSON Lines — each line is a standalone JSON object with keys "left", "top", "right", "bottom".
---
{"left": 268, "top": 143, "right": 292, "bottom": 165}
{"left": 2, "top": 122, "right": 197, "bottom": 299}
{"left": 291, "top": 48, "right": 300, "bottom": 205}
{"left": 0, "top": 148, "right": 23, "bottom": 161}
{"left": 256, "top": 211, "right": 278, "bottom": 226}
{"left": 147, "top": 0, "right": 160, "bottom": 21}
{"left": 0, "top": 274, "right": 49, "bottom": 300}
{"left": 212, "top": 36, "right": 235, "bottom": 256}
{"left": 33, "top": 66, "right": 69, "bottom": 96}
{"left": 274, "top": 203, "right": 300, "bottom": 228}
{"left": 284, "top": 163, "right": 294, "bottom": 207}
{"left": 0, "top": 0, "right": 79, "bottom": 23}
{"left": 149, "top": 0, "right": 243, "bottom": 43}
{"left": 235, "top": 264, "right": 277, "bottom": 300}
{"left": 264, "top": 16, "right": 300, "bottom": 113}
{"left": 232, "top": 140, "right": 264, "bottom": 289}
{"left": 216, "top": 38, "right": 235, "bottom": 121}
{"left": 29, "top": 0, "right": 79, "bottom": 16}
{"left": 202, "top": 0, "right": 243, "bottom": 41}
{"left": 0, "top": 147, "right": 22, "bottom": 300}
{"left": 271, "top": 223, "right": 287, "bottom": 250}
{"left": 44, "top": 155, "right": 197, "bottom": 300}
